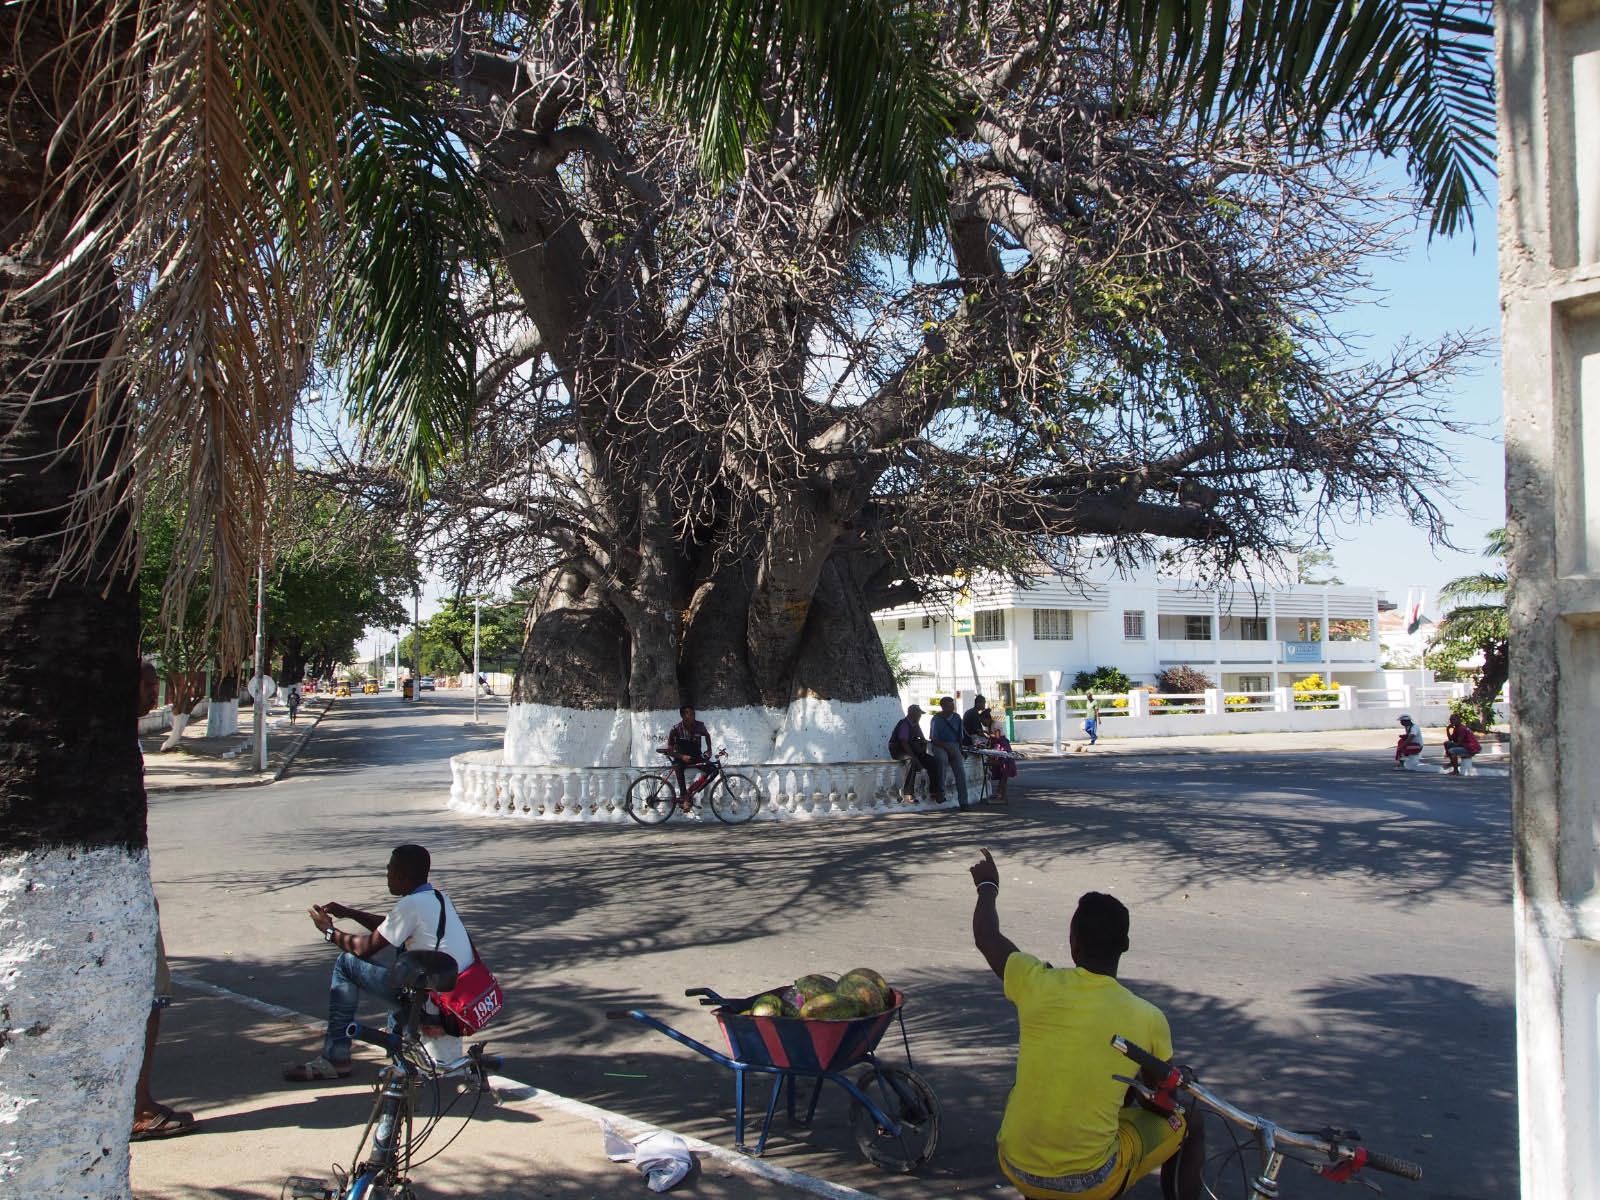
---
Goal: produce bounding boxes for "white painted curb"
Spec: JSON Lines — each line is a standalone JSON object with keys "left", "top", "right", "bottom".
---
{"left": 171, "top": 974, "right": 879, "bottom": 1199}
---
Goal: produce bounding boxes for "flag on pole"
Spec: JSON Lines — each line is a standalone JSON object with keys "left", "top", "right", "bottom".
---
{"left": 1405, "top": 589, "right": 1425, "bottom": 635}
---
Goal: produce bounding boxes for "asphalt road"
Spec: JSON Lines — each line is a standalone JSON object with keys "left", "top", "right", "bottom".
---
{"left": 148, "top": 693, "right": 1515, "bottom": 1199}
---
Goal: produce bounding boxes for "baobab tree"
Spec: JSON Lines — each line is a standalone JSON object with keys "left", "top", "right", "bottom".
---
{"left": 358, "top": 1, "right": 1489, "bottom": 766}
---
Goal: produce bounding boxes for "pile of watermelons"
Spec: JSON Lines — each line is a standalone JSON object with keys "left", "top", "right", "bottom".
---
{"left": 741, "top": 968, "right": 895, "bottom": 1020}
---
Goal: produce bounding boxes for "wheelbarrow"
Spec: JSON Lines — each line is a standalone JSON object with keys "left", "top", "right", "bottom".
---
{"left": 607, "top": 985, "right": 941, "bottom": 1172}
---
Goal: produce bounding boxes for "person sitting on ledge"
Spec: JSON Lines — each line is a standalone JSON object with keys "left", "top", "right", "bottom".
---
{"left": 1394, "top": 714, "right": 1424, "bottom": 766}
{"left": 889, "top": 703, "right": 944, "bottom": 804}
{"left": 1442, "top": 714, "right": 1481, "bottom": 774}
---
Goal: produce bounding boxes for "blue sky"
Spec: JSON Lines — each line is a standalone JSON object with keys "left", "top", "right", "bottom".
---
{"left": 1315, "top": 188, "right": 1503, "bottom": 614}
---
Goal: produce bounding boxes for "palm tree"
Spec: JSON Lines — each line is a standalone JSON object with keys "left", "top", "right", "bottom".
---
{"left": 1431, "top": 527, "right": 1509, "bottom": 727}
{"left": 0, "top": 1, "right": 1495, "bottom": 1192}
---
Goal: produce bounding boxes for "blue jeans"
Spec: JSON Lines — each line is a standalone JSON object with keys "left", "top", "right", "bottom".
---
{"left": 323, "top": 952, "right": 401, "bottom": 1064}
{"left": 1085, "top": 718, "right": 1098, "bottom": 744}
{"left": 932, "top": 743, "right": 970, "bottom": 807}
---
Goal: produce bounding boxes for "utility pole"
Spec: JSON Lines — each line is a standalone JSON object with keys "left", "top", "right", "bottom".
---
{"left": 252, "top": 553, "right": 268, "bottom": 772}
{"left": 472, "top": 599, "right": 482, "bottom": 724}
{"left": 411, "top": 588, "right": 420, "bottom": 701}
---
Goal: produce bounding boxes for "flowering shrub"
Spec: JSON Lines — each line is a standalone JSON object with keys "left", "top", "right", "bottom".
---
{"left": 1292, "top": 673, "right": 1338, "bottom": 709}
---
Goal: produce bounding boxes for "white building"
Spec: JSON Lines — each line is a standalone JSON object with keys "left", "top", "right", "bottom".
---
{"left": 873, "top": 564, "right": 1387, "bottom": 707}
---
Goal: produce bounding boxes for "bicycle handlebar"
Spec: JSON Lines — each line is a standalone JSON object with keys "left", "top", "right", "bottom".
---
{"left": 1109, "top": 1036, "right": 1423, "bottom": 1184}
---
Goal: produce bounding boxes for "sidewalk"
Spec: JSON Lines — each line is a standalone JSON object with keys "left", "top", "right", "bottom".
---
{"left": 1010, "top": 724, "right": 1514, "bottom": 762}
{"left": 130, "top": 982, "right": 851, "bottom": 1200}
{"left": 142, "top": 697, "right": 331, "bottom": 793}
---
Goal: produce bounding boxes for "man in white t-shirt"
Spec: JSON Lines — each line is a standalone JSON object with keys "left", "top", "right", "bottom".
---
{"left": 284, "top": 844, "right": 474, "bottom": 1081}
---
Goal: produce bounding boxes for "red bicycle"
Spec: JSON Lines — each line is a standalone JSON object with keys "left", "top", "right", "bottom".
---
{"left": 625, "top": 747, "right": 762, "bottom": 826}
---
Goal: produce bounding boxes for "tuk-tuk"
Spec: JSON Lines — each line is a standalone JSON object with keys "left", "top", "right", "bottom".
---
{"left": 335, "top": 681, "right": 351, "bottom": 698}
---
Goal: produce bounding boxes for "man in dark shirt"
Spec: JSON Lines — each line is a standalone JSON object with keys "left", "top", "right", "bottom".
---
{"left": 964, "top": 694, "right": 994, "bottom": 740}
{"left": 889, "top": 704, "right": 943, "bottom": 803}
{"left": 667, "top": 705, "right": 713, "bottom": 796}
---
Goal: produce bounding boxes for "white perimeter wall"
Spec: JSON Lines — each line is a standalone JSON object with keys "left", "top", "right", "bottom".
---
{"left": 504, "top": 696, "right": 907, "bottom": 767}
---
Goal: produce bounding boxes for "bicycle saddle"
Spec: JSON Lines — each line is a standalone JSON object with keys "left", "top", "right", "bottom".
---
{"left": 389, "top": 949, "right": 459, "bottom": 992}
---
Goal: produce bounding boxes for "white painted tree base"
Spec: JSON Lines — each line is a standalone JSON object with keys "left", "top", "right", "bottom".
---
{"left": 451, "top": 751, "right": 985, "bottom": 822}
{"left": 159, "top": 713, "right": 191, "bottom": 751}
{"left": 0, "top": 846, "right": 155, "bottom": 1197}
{"left": 206, "top": 698, "right": 240, "bottom": 738}
{"left": 503, "top": 697, "right": 908, "bottom": 767}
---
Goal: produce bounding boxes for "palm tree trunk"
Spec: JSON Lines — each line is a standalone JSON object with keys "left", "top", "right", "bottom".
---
{"left": 1, "top": 8, "right": 156, "bottom": 1194}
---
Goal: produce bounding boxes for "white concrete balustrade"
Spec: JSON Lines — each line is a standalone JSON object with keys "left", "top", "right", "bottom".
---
{"left": 448, "top": 752, "right": 985, "bottom": 823}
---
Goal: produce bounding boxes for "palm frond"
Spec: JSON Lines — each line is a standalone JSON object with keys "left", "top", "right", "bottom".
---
{"left": 1438, "top": 571, "right": 1505, "bottom": 603}
{"left": 589, "top": 0, "right": 961, "bottom": 253}
{"left": 1091, "top": 0, "right": 1495, "bottom": 237}
{"left": 10, "top": 0, "right": 363, "bottom": 664}
{"left": 322, "top": 47, "right": 497, "bottom": 493}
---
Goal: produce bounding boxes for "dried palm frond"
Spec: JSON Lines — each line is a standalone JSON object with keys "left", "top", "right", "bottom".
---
{"left": 6, "top": 0, "right": 359, "bottom": 663}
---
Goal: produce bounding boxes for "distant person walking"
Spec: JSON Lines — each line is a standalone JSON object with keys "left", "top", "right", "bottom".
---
{"left": 1083, "top": 694, "right": 1100, "bottom": 746}
{"left": 287, "top": 685, "right": 301, "bottom": 724}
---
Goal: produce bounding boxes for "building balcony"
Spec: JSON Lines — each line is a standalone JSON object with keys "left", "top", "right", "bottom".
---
{"left": 1156, "top": 639, "right": 1380, "bottom": 667}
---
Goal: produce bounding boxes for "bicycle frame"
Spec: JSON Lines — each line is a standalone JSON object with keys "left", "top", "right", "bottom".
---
{"left": 287, "top": 983, "right": 499, "bottom": 1200}
{"left": 1110, "top": 1035, "right": 1421, "bottom": 1198}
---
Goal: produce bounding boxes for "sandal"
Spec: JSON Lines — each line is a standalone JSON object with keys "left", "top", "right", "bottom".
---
{"left": 131, "top": 1106, "right": 197, "bottom": 1141}
{"left": 282, "top": 1055, "right": 353, "bottom": 1082}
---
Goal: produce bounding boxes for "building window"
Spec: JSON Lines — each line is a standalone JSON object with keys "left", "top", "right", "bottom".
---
{"left": 1023, "top": 676, "right": 1039, "bottom": 694}
{"left": 1238, "top": 675, "right": 1270, "bottom": 692}
{"left": 1184, "top": 615, "right": 1213, "bottom": 641}
{"left": 1123, "top": 610, "right": 1146, "bottom": 640}
{"left": 973, "top": 610, "right": 1006, "bottom": 642}
{"left": 921, "top": 615, "right": 932, "bottom": 629}
{"left": 1239, "top": 617, "right": 1267, "bottom": 640}
{"left": 896, "top": 617, "right": 905, "bottom": 630}
{"left": 1033, "top": 609, "right": 1073, "bottom": 640}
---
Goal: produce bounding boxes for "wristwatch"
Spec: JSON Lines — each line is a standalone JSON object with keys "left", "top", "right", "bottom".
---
{"left": 323, "top": 925, "right": 336, "bottom": 943}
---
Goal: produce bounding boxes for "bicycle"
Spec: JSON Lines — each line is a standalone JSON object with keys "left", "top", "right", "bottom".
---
{"left": 284, "top": 950, "right": 502, "bottom": 1200}
{"left": 1111, "top": 1035, "right": 1422, "bottom": 1198}
{"left": 625, "top": 746, "right": 762, "bottom": 825}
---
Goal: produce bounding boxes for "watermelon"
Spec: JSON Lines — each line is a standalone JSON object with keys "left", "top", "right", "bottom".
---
{"left": 793, "top": 974, "right": 838, "bottom": 1002}
{"left": 835, "top": 974, "right": 887, "bottom": 1015}
{"left": 748, "top": 993, "right": 786, "bottom": 1018}
{"left": 799, "top": 992, "right": 864, "bottom": 1020}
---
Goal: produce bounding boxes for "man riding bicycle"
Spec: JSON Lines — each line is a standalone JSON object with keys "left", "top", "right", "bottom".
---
{"left": 666, "top": 704, "right": 713, "bottom": 799}
{"left": 970, "top": 849, "right": 1204, "bottom": 1200}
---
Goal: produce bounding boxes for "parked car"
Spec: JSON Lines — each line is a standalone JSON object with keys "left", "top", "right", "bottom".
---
{"left": 418, "top": 675, "right": 436, "bottom": 691}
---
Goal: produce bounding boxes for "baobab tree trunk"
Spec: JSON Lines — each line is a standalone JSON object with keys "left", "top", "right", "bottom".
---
{"left": 0, "top": 12, "right": 156, "bottom": 1194}
{"left": 507, "top": 546, "right": 901, "bottom": 767}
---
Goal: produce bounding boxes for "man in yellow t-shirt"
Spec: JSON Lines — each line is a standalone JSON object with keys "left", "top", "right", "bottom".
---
{"left": 970, "top": 849, "right": 1203, "bottom": 1199}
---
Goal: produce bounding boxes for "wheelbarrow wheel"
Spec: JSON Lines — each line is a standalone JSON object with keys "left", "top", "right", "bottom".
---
{"left": 848, "top": 1065, "right": 940, "bottom": 1172}
{"left": 626, "top": 775, "right": 677, "bottom": 826}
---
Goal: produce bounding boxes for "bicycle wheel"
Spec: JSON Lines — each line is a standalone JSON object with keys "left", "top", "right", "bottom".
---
{"left": 709, "top": 772, "right": 762, "bottom": 824}
{"left": 626, "top": 774, "right": 678, "bottom": 826}
{"left": 848, "top": 1065, "right": 940, "bottom": 1172}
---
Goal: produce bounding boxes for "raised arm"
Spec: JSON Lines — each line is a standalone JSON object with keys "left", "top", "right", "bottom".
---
{"left": 970, "top": 849, "right": 1019, "bottom": 980}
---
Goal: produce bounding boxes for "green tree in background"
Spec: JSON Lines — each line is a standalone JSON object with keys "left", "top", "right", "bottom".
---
{"left": 1427, "top": 528, "right": 1508, "bottom": 728}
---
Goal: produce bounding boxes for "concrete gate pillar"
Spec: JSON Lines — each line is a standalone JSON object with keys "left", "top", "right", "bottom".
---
{"left": 1499, "top": 2, "right": 1600, "bottom": 1195}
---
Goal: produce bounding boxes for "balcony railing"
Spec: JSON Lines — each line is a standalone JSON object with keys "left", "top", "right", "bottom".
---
{"left": 1156, "top": 638, "right": 1379, "bottom": 666}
